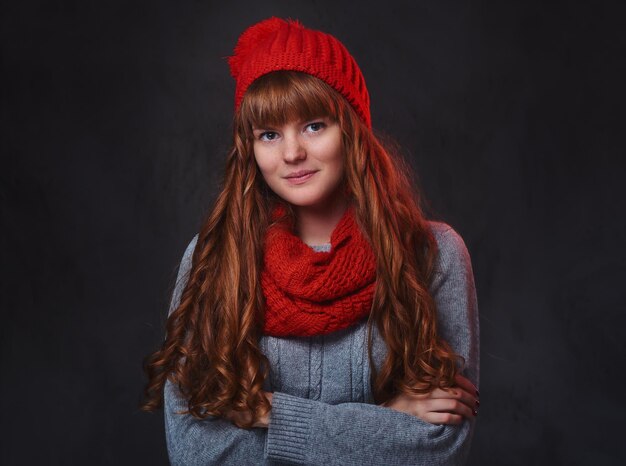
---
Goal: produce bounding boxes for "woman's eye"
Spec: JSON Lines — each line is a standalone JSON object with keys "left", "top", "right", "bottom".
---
{"left": 307, "top": 122, "right": 325, "bottom": 132}
{"left": 259, "top": 131, "right": 278, "bottom": 141}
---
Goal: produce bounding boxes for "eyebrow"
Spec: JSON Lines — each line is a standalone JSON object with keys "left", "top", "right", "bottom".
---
{"left": 252, "top": 125, "right": 276, "bottom": 131}
{"left": 252, "top": 117, "right": 327, "bottom": 131}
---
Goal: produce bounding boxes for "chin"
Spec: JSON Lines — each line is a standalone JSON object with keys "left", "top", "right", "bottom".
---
{"left": 284, "top": 198, "right": 320, "bottom": 208}
{"left": 277, "top": 191, "right": 319, "bottom": 207}
{"left": 286, "top": 194, "right": 340, "bottom": 210}
{"left": 274, "top": 184, "right": 343, "bottom": 209}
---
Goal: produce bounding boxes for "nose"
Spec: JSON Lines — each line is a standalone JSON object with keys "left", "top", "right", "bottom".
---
{"left": 282, "top": 133, "right": 306, "bottom": 163}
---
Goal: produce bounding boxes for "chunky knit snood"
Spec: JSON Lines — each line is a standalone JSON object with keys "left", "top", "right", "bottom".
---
{"left": 261, "top": 208, "right": 376, "bottom": 337}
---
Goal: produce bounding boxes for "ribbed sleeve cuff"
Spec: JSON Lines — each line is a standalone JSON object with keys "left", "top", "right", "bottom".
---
{"left": 266, "top": 392, "right": 314, "bottom": 464}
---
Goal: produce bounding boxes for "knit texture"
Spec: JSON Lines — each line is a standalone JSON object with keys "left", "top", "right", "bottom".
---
{"left": 261, "top": 207, "right": 376, "bottom": 337}
{"left": 228, "top": 17, "right": 372, "bottom": 128}
{"left": 164, "top": 221, "right": 480, "bottom": 465}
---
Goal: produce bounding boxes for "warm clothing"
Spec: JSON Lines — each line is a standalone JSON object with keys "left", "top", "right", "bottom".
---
{"left": 228, "top": 17, "right": 371, "bottom": 128}
{"left": 164, "top": 221, "right": 479, "bottom": 465}
{"left": 262, "top": 206, "right": 376, "bottom": 337}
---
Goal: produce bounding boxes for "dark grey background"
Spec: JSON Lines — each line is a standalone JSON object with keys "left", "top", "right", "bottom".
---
{"left": 2, "top": 0, "right": 625, "bottom": 464}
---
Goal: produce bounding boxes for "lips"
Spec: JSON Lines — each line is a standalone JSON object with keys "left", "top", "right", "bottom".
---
{"left": 285, "top": 170, "right": 318, "bottom": 179}
{"left": 284, "top": 170, "right": 318, "bottom": 185}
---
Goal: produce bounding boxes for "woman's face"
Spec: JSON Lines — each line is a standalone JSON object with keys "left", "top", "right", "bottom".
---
{"left": 252, "top": 116, "right": 345, "bottom": 210}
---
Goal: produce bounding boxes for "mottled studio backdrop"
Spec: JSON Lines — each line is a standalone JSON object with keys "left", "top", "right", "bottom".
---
{"left": 2, "top": 0, "right": 625, "bottom": 464}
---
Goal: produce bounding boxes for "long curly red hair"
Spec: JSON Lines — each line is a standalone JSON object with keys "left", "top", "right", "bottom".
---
{"left": 142, "top": 71, "right": 461, "bottom": 427}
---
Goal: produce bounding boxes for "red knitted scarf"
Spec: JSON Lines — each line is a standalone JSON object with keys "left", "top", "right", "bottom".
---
{"left": 261, "top": 207, "right": 377, "bottom": 337}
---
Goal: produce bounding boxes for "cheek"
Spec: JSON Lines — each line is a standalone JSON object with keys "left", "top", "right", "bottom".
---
{"left": 327, "top": 145, "right": 345, "bottom": 176}
{"left": 253, "top": 148, "right": 273, "bottom": 176}
{"left": 319, "top": 132, "right": 344, "bottom": 167}
{"left": 254, "top": 152, "right": 283, "bottom": 194}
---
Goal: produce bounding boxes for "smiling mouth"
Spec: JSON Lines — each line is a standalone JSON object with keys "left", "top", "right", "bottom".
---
{"left": 284, "top": 170, "right": 318, "bottom": 184}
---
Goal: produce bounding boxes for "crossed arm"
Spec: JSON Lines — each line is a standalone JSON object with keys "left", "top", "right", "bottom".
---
{"left": 225, "top": 374, "right": 478, "bottom": 428}
{"left": 164, "top": 225, "right": 479, "bottom": 465}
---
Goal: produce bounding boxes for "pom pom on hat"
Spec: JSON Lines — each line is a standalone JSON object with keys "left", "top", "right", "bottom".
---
{"left": 228, "top": 17, "right": 289, "bottom": 79}
{"left": 227, "top": 17, "right": 371, "bottom": 128}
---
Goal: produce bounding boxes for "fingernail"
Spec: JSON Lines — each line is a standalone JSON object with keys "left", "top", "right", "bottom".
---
{"left": 473, "top": 409, "right": 478, "bottom": 416}
{"left": 475, "top": 399, "right": 480, "bottom": 408}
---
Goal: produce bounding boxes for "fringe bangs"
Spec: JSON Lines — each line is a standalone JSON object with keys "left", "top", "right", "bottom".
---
{"left": 239, "top": 71, "right": 344, "bottom": 130}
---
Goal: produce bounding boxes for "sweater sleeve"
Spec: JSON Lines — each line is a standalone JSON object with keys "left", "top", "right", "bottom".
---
{"left": 265, "top": 224, "right": 480, "bottom": 466}
{"left": 162, "top": 236, "right": 274, "bottom": 466}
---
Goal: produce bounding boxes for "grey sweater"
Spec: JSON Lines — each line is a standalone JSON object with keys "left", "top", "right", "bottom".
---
{"left": 164, "top": 221, "right": 479, "bottom": 465}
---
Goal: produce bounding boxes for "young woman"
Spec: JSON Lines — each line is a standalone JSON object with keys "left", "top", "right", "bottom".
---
{"left": 143, "top": 17, "right": 479, "bottom": 465}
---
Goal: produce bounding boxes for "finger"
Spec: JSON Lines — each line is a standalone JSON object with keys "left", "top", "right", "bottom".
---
{"left": 454, "top": 374, "right": 479, "bottom": 397}
{"left": 423, "top": 398, "right": 476, "bottom": 420}
{"left": 422, "top": 411, "right": 464, "bottom": 426}
{"left": 449, "top": 387, "right": 479, "bottom": 411}
{"left": 429, "top": 387, "right": 478, "bottom": 412}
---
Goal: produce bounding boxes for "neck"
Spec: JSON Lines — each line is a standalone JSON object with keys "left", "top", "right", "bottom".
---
{"left": 295, "top": 196, "right": 349, "bottom": 246}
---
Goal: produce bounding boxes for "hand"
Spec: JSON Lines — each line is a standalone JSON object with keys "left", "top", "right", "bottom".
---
{"left": 223, "top": 391, "right": 273, "bottom": 428}
{"left": 380, "top": 375, "right": 479, "bottom": 425}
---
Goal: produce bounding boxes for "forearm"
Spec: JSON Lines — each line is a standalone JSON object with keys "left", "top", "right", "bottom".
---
{"left": 266, "top": 391, "right": 474, "bottom": 466}
{"left": 164, "top": 380, "right": 269, "bottom": 466}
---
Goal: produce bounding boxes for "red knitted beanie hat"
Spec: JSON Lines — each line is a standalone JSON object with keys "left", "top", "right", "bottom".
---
{"left": 228, "top": 17, "right": 371, "bottom": 128}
